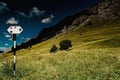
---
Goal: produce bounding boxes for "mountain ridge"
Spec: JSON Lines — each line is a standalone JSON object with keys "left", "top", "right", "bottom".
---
{"left": 71, "top": 0, "right": 120, "bottom": 27}
{"left": 7, "top": 0, "right": 120, "bottom": 52}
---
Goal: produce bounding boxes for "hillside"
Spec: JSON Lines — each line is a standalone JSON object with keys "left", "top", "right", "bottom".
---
{"left": 0, "top": 22, "right": 120, "bottom": 79}
{"left": 11, "top": 0, "right": 120, "bottom": 51}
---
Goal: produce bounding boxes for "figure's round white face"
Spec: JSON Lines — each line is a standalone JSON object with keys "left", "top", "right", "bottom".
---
{"left": 7, "top": 26, "right": 23, "bottom": 34}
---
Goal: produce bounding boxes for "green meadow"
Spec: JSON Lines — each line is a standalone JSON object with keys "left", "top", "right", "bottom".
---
{"left": 0, "top": 24, "right": 120, "bottom": 80}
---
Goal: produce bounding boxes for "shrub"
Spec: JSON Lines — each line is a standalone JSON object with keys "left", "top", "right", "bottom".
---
{"left": 1, "top": 60, "right": 35, "bottom": 78}
{"left": 1, "top": 60, "right": 13, "bottom": 76}
{"left": 50, "top": 45, "right": 58, "bottom": 53}
{"left": 59, "top": 40, "right": 72, "bottom": 50}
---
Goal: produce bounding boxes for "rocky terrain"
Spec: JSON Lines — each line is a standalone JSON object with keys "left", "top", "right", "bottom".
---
{"left": 71, "top": 0, "right": 120, "bottom": 27}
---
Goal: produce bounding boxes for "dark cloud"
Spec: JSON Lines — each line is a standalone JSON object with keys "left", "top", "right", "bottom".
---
{"left": 4, "top": 43, "right": 8, "bottom": 46}
{"left": 6, "top": 17, "right": 18, "bottom": 24}
{"left": 17, "top": 11, "right": 27, "bottom": 18}
{"left": 0, "top": 2, "right": 9, "bottom": 15}
{"left": 41, "top": 14, "right": 54, "bottom": 24}
{"left": 17, "top": 7, "right": 46, "bottom": 19}
{"left": 5, "top": 34, "right": 11, "bottom": 38}
{"left": 29, "top": 7, "right": 46, "bottom": 18}
{"left": 0, "top": 47, "right": 7, "bottom": 51}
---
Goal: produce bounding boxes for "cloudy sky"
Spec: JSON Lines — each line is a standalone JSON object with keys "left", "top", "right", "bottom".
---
{"left": 0, "top": 0, "right": 99, "bottom": 51}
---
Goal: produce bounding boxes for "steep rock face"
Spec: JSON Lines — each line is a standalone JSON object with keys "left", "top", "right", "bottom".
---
{"left": 72, "top": 15, "right": 88, "bottom": 26}
{"left": 72, "top": 0, "right": 120, "bottom": 27}
{"left": 98, "top": 0, "right": 120, "bottom": 15}
{"left": 96, "top": 0, "right": 120, "bottom": 21}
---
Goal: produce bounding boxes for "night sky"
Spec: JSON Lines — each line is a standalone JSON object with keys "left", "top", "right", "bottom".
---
{"left": 0, "top": 0, "right": 100, "bottom": 51}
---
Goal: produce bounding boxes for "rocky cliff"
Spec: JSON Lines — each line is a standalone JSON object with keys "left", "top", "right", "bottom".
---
{"left": 72, "top": 0, "right": 120, "bottom": 27}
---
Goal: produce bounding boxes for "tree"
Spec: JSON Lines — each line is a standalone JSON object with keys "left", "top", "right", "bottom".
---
{"left": 59, "top": 40, "right": 72, "bottom": 50}
{"left": 50, "top": 45, "right": 58, "bottom": 53}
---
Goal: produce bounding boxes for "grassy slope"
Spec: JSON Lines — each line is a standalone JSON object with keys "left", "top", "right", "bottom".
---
{"left": 0, "top": 24, "right": 120, "bottom": 80}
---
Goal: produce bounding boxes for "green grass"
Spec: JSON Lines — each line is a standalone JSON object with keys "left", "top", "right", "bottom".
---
{"left": 0, "top": 23, "right": 120, "bottom": 80}
{"left": 90, "top": 36, "right": 120, "bottom": 48}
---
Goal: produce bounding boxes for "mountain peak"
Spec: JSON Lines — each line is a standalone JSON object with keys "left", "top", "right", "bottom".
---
{"left": 72, "top": 0, "right": 120, "bottom": 27}
{"left": 97, "top": 0, "right": 120, "bottom": 15}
